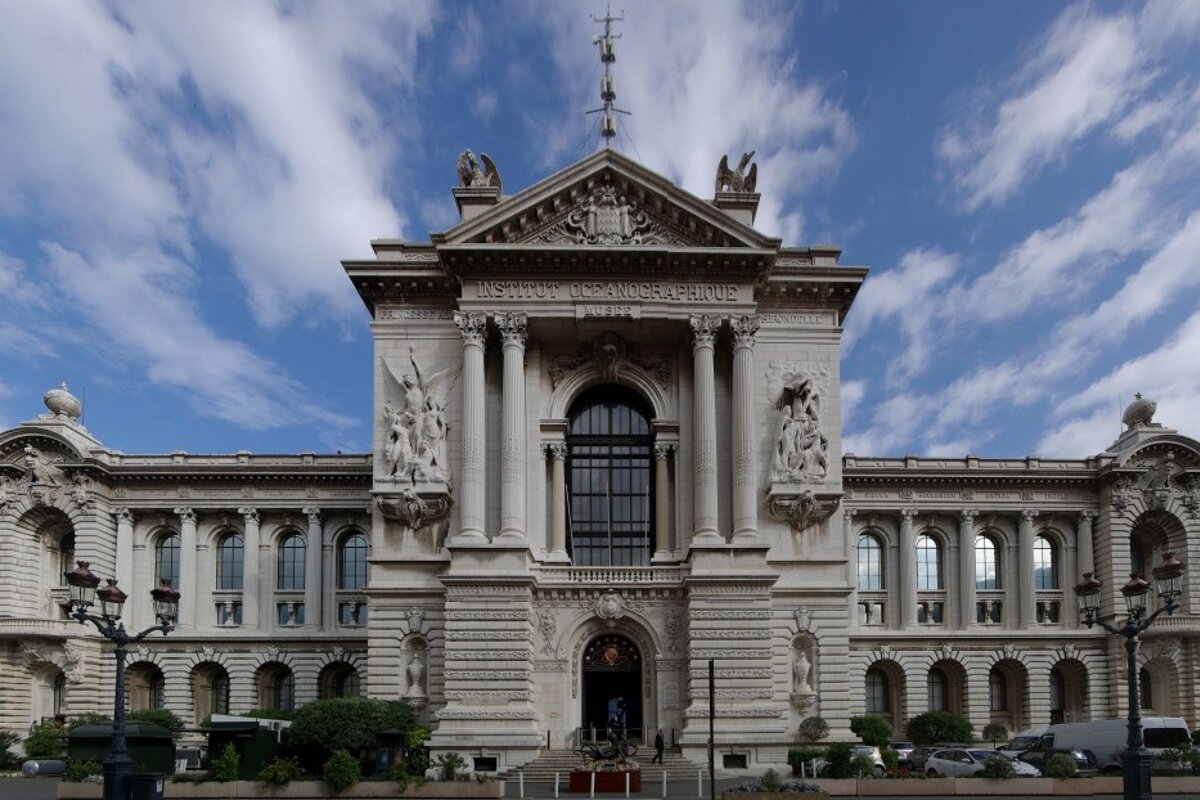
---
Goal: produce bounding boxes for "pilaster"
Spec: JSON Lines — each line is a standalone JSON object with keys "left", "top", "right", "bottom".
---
{"left": 304, "top": 508, "right": 323, "bottom": 627}
{"left": 240, "top": 508, "right": 261, "bottom": 627}
{"left": 175, "top": 508, "right": 197, "bottom": 628}
{"left": 899, "top": 508, "right": 917, "bottom": 629}
{"left": 545, "top": 444, "right": 568, "bottom": 561}
{"left": 1019, "top": 509, "right": 1039, "bottom": 628}
{"left": 959, "top": 509, "right": 977, "bottom": 630}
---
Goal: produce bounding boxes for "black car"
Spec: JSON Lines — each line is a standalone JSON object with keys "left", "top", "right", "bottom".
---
{"left": 1016, "top": 747, "right": 1099, "bottom": 776}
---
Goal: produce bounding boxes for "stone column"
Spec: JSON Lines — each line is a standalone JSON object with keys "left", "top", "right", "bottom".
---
{"left": 495, "top": 311, "right": 528, "bottom": 542}
{"left": 175, "top": 507, "right": 197, "bottom": 627}
{"left": 1019, "top": 509, "right": 1039, "bottom": 627}
{"left": 958, "top": 509, "right": 978, "bottom": 629}
{"left": 546, "top": 445, "right": 568, "bottom": 558}
{"left": 304, "top": 508, "right": 322, "bottom": 627}
{"left": 844, "top": 509, "right": 858, "bottom": 618}
{"left": 1076, "top": 511, "right": 1095, "bottom": 576}
{"left": 730, "top": 315, "right": 760, "bottom": 541}
{"left": 239, "top": 508, "right": 260, "bottom": 627}
{"left": 654, "top": 443, "right": 673, "bottom": 557}
{"left": 899, "top": 508, "right": 917, "bottom": 628}
{"left": 453, "top": 311, "right": 488, "bottom": 541}
{"left": 690, "top": 314, "right": 721, "bottom": 542}
{"left": 114, "top": 508, "right": 134, "bottom": 609}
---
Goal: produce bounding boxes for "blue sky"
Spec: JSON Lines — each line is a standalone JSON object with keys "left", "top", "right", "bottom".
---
{"left": 2, "top": 1, "right": 1199, "bottom": 459}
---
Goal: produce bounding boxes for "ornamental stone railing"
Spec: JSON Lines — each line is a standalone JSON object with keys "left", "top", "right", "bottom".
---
{"left": 536, "top": 565, "right": 687, "bottom": 585}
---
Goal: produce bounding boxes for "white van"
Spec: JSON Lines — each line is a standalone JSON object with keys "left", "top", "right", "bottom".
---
{"left": 1037, "top": 717, "right": 1191, "bottom": 771}
{"left": 997, "top": 727, "right": 1048, "bottom": 757}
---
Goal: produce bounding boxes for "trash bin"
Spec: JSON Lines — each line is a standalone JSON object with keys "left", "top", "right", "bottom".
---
{"left": 131, "top": 774, "right": 165, "bottom": 800}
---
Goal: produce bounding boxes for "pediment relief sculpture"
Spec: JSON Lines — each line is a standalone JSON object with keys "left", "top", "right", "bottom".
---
{"left": 548, "top": 332, "right": 670, "bottom": 390}
{"left": 531, "top": 183, "right": 685, "bottom": 246}
{"left": 381, "top": 346, "right": 460, "bottom": 485}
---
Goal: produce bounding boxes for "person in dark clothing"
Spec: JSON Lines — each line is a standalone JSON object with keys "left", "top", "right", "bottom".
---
{"left": 652, "top": 729, "right": 665, "bottom": 763}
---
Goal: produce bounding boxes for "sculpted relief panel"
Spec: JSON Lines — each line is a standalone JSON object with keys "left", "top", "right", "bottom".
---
{"left": 768, "top": 362, "right": 830, "bottom": 484}
{"left": 381, "top": 346, "right": 459, "bottom": 484}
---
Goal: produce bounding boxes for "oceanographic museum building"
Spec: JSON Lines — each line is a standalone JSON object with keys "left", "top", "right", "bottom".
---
{"left": 3, "top": 148, "right": 1199, "bottom": 771}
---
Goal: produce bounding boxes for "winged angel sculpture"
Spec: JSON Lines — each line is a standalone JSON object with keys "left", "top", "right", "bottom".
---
{"left": 715, "top": 151, "right": 758, "bottom": 193}
{"left": 382, "top": 346, "right": 460, "bottom": 485}
{"left": 456, "top": 149, "right": 502, "bottom": 193}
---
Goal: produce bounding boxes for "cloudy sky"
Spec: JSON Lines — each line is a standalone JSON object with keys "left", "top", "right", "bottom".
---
{"left": 2, "top": 1, "right": 1199, "bottom": 459}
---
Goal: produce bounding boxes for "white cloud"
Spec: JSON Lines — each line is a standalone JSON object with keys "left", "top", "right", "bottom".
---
{"left": 474, "top": 89, "right": 500, "bottom": 122}
{"left": 840, "top": 379, "right": 866, "bottom": 425}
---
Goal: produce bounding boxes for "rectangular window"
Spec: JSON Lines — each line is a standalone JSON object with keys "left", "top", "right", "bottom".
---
{"left": 338, "top": 602, "right": 366, "bottom": 626}
{"left": 217, "top": 602, "right": 242, "bottom": 626}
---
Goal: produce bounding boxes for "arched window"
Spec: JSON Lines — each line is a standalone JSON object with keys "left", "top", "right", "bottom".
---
{"left": 319, "top": 663, "right": 361, "bottom": 699}
{"left": 277, "top": 533, "right": 306, "bottom": 591}
{"left": 266, "top": 668, "right": 294, "bottom": 712}
{"left": 916, "top": 534, "right": 942, "bottom": 590}
{"left": 1034, "top": 535, "right": 1057, "bottom": 590}
{"left": 127, "top": 664, "right": 165, "bottom": 711}
{"left": 1139, "top": 667, "right": 1153, "bottom": 710}
{"left": 1049, "top": 667, "right": 1065, "bottom": 723}
{"left": 192, "top": 664, "right": 230, "bottom": 721}
{"left": 857, "top": 534, "right": 884, "bottom": 590}
{"left": 928, "top": 667, "right": 948, "bottom": 712}
{"left": 156, "top": 534, "right": 181, "bottom": 589}
{"left": 216, "top": 533, "right": 244, "bottom": 591}
{"left": 53, "top": 672, "right": 66, "bottom": 717}
{"left": 57, "top": 533, "right": 76, "bottom": 585}
{"left": 988, "top": 667, "right": 1008, "bottom": 711}
{"left": 865, "top": 667, "right": 889, "bottom": 714}
{"left": 975, "top": 535, "right": 1001, "bottom": 590}
{"left": 566, "top": 387, "right": 654, "bottom": 567}
{"left": 338, "top": 532, "right": 369, "bottom": 590}
{"left": 1130, "top": 540, "right": 1147, "bottom": 578}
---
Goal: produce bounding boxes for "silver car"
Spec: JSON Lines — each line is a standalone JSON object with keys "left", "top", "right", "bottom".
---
{"left": 924, "top": 748, "right": 1041, "bottom": 778}
{"left": 889, "top": 741, "right": 915, "bottom": 767}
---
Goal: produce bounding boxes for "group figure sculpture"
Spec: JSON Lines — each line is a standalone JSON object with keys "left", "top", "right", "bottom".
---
{"left": 382, "top": 346, "right": 459, "bottom": 484}
{"left": 770, "top": 373, "right": 829, "bottom": 483}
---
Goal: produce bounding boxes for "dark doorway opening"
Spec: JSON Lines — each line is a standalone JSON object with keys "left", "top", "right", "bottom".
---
{"left": 582, "top": 634, "right": 644, "bottom": 741}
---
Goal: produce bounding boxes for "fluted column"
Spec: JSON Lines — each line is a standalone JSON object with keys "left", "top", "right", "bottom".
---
{"left": 175, "top": 507, "right": 197, "bottom": 627}
{"left": 959, "top": 509, "right": 978, "bottom": 629}
{"left": 690, "top": 314, "right": 721, "bottom": 542}
{"left": 546, "top": 445, "right": 568, "bottom": 557}
{"left": 1076, "top": 510, "right": 1095, "bottom": 576}
{"left": 495, "top": 311, "right": 528, "bottom": 542}
{"left": 303, "top": 508, "right": 322, "bottom": 627}
{"left": 1019, "top": 509, "right": 1039, "bottom": 627}
{"left": 453, "top": 311, "right": 488, "bottom": 541}
{"left": 730, "top": 315, "right": 760, "bottom": 540}
{"left": 899, "top": 508, "right": 917, "bottom": 628}
{"left": 654, "top": 443, "right": 673, "bottom": 557}
{"left": 239, "top": 508, "right": 261, "bottom": 627}
{"left": 114, "top": 507, "right": 134, "bottom": 601}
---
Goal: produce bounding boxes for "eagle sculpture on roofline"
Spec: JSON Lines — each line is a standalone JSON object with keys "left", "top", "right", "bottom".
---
{"left": 715, "top": 150, "right": 758, "bottom": 194}
{"left": 456, "top": 149, "right": 502, "bottom": 194}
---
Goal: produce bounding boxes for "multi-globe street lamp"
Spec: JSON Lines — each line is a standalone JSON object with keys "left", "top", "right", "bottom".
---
{"left": 1074, "top": 551, "right": 1184, "bottom": 800}
{"left": 64, "top": 561, "right": 180, "bottom": 800}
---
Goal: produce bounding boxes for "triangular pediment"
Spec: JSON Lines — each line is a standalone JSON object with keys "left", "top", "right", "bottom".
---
{"left": 435, "top": 149, "right": 779, "bottom": 251}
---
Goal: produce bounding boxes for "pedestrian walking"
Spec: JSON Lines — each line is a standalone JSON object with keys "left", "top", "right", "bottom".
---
{"left": 652, "top": 728, "right": 665, "bottom": 763}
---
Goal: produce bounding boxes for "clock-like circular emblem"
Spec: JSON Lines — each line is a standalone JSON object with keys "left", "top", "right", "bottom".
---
{"left": 596, "top": 591, "right": 625, "bottom": 620}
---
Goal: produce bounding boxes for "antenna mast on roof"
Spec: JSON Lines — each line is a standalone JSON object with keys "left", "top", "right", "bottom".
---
{"left": 588, "top": 4, "right": 629, "bottom": 149}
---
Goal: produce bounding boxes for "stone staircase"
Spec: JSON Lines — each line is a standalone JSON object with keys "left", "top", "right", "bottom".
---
{"left": 511, "top": 747, "right": 706, "bottom": 784}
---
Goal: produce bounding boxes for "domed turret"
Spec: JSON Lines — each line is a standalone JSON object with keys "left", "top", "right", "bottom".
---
{"left": 1122, "top": 392, "right": 1156, "bottom": 429}
{"left": 43, "top": 382, "right": 82, "bottom": 420}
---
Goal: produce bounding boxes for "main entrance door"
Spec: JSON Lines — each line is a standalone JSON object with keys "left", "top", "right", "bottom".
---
{"left": 582, "top": 634, "right": 643, "bottom": 741}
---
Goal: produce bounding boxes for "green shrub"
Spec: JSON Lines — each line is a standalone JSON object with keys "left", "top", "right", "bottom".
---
{"left": 406, "top": 747, "right": 430, "bottom": 777}
{"left": 434, "top": 752, "right": 466, "bottom": 781}
{"left": 127, "top": 708, "right": 184, "bottom": 731}
{"left": 759, "top": 768, "right": 782, "bottom": 791}
{"left": 979, "top": 756, "right": 1015, "bottom": 780}
{"left": 787, "top": 747, "right": 823, "bottom": 776}
{"left": 66, "top": 713, "right": 110, "bottom": 731}
{"left": 981, "top": 723, "right": 1009, "bottom": 747}
{"left": 0, "top": 731, "right": 22, "bottom": 770}
{"left": 391, "top": 761, "right": 412, "bottom": 791}
{"left": 1156, "top": 743, "right": 1196, "bottom": 774}
{"left": 324, "top": 749, "right": 362, "bottom": 794}
{"left": 822, "top": 742, "right": 854, "bottom": 779}
{"left": 242, "top": 708, "right": 297, "bottom": 721}
{"left": 1192, "top": 729, "right": 1200, "bottom": 747}
{"left": 1044, "top": 753, "right": 1076, "bottom": 779}
{"left": 63, "top": 759, "right": 104, "bottom": 782}
{"left": 905, "top": 711, "right": 973, "bottom": 746}
{"left": 24, "top": 721, "right": 66, "bottom": 758}
{"left": 851, "top": 753, "right": 877, "bottom": 777}
{"left": 208, "top": 743, "right": 240, "bottom": 782}
{"left": 797, "top": 717, "right": 830, "bottom": 745}
{"left": 850, "top": 716, "right": 892, "bottom": 747}
{"left": 257, "top": 756, "right": 303, "bottom": 786}
{"left": 881, "top": 749, "right": 899, "bottom": 770}
{"left": 287, "top": 698, "right": 416, "bottom": 766}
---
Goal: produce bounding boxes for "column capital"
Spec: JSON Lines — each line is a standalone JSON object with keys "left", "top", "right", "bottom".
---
{"left": 689, "top": 314, "right": 720, "bottom": 349}
{"left": 302, "top": 507, "right": 322, "bottom": 524}
{"left": 1078, "top": 509, "right": 1096, "bottom": 522}
{"left": 113, "top": 507, "right": 135, "bottom": 525}
{"left": 545, "top": 442, "right": 568, "bottom": 462}
{"left": 453, "top": 310, "right": 488, "bottom": 346}
{"left": 653, "top": 442, "right": 675, "bottom": 461}
{"left": 960, "top": 508, "right": 979, "bottom": 523}
{"left": 899, "top": 507, "right": 919, "bottom": 521}
{"left": 494, "top": 311, "right": 528, "bottom": 346}
{"left": 238, "top": 507, "right": 260, "bottom": 524}
{"left": 729, "top": 314, "right": 760, "bottom": 348}
{"left": 843, "top": 508, "right": 857, "bottom": 520}
{"left": 1021, "top": 508, "right": 1041, "bottom": 523}
{"left": 174, "top": 507, "right": 196, "bottom": 523}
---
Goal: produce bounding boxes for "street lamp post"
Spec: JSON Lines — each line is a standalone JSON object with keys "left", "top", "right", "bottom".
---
{"left": 1074, "top": 552, "right": 1184, "bottom": 800}
{"left": 64, "top": 561, "right": 180, "bottom": 800}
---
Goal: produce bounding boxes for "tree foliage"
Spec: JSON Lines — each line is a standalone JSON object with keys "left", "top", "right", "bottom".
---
{"left": 905, "top": 711, "right": 973, "bottom": 746}
{"left": 24, "top": 721, "right": 66, "bottom": 758}
{"left": 979, "top": 755, "right": 1015, "bottom": 780}
{"left": 821, "top": 743, "right": 854, "bottom": 779}
{"left": 128, "top": 708, "right": 185, "bottom": 731}
{"left": 849, "top": 715, "right": 893, "bottom": 747}
{"left": 287, "top": 698, "right": 417, "bottom": 765}
{"left": 209, "top": 744, "right": 240, "bottom": 782}
{"left": 797, "top": 717, "right": 830, "bottom": 745}
{"left": 323, "top": 750, "right": 361, "bottom": 794}
{"left": 1045, "top": 753, "right": 1076, "bottom": 778}
{"left": 981, "top": 723, "right": 1008, "bottom": 747}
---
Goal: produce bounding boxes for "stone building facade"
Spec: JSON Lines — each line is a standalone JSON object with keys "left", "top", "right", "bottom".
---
{"left": 2, "top": 149, "right": 1198, "bottom": 772}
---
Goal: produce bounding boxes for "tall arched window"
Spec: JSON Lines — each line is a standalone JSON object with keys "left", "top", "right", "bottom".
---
{"left": 277, "top": 533, "right": 306, "bottom": 591}
{"left": 988, "top": 667, "right": 1008, "bottom": 711}
{"left": 865, "top": 668, "right": 890, "bottom": 714}
{"left": 975, "top": 535, "right": 1001, "bottom": 590}
{"left": 53, "top": 672, "right": 66, "bottom": 717}
{"left": 1034, "top": 535, "right": 1057, "bottom": 590}
{"left": 216, "top": 533, "right": 244, "bottom": 591}
{"left": 57, "top": 533, "right": 76, "bottom": 585}
{"left": 566, "top": 387, "right": 654, "bottom": 567}
{"left": 1049, "top": 667, "right": 1065, "bottom": 724}
{"left": 857, "top": 534, "right": 884, "bottom": 590}
{"left": 156, "top": 534, "right": 181, "bottom": 589}
{"left": 928, "top": 667, "right": 948, "bottom": 712}
{"left": 258, "top": 665, "right": 294, "bottom": 712}
{"left": 916, "top": 534, "right": 942, "bottom": 590}
{"left": 338, "top": 532, "right": 368, "bottom": 590}
{"left": 1130, "top": 540, "right": 1148, "bottom": 578}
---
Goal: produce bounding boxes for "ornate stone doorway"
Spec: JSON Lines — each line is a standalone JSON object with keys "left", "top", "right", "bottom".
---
{"left": 582, "top": 634, "right": 643, "bottom": 741}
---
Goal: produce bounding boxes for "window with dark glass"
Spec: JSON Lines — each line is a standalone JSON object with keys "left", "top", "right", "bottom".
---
{"left": 566, "top": 387, "right": 653, "bottom": 567}
{"left": 53, "top": 672, "right": 66, "bottom": 716}
{"left": 857, "top": 534, "right": 884, "bottom": 590}
{"left": 277, "top": 533, "right": 306, "bottom": 591}
{"left": 865, "top": 668, "right": 889, "bottom": 713}
{"left": 338, "top": 532, "right": 368, "bottom": 590}
{"left": 156, "top": 534, "right": 181, "bottom": 589}
{"left": 1130, "top": 540, "right": 1147, "bottom": 578}
{"left": 988, "top": 667, "right": 1008, "bottom": 711}
{"left": 916, "top": 534, "right": 941, "bottom": 590}
{"left": 975, "top": 534, "right": 1000, "bottom": 590}
{"left": 1139, "top": 667, "right": 1152, "bottom": 710}
{"left": 928, "top": 667, "right": 948, "bottom": 711}
{"left": 1033, "top": 535, "right": 1057, "bottom": 589}
{"left": 57, "top": 533, "right": 75, "bottom": 585}
{"left": 216, "top": 532, "right": 244, "bottom": 591}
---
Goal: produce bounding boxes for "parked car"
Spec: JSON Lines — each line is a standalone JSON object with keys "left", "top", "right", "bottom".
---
{"left": 813, "top": 745, "right": 886, "bottom": 777}
{"left": 997, "top": 727, "right": 1049, "bottom": 758}
{"left": 1015, "top": 747, "right": 1098, "bottom": 776}
{"left": 1036, "top": 717, "right": 1191, "bottom": 772}
{"left": 908, "top": 745, "right": 941, "bottom": 771}
{"left": 888, "top": 741, "right": 914, "bottom": 767}
{"left": 924, "top": 748, "right": 1041, "bottom": 778}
